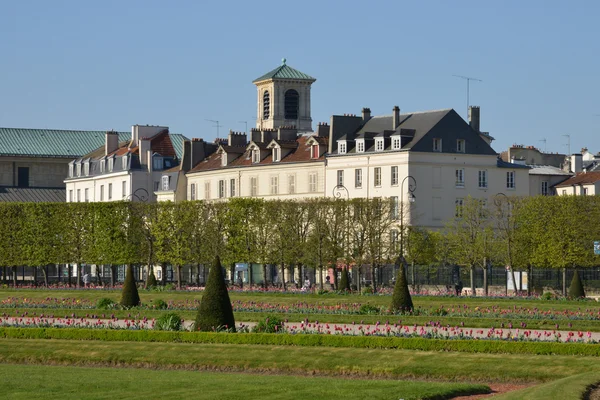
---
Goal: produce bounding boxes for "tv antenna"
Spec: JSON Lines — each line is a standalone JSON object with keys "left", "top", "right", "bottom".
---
{"left": 562, "top": 134, "right": 571, "bottom": 156}
{"left": 453, "top": 74, "right": 482, "bottom": 118}
{"left": 238, "top": 121, "right": 248, "bottom": 133}
{"left": 539, "top": 138, "right": 547, "bottom": 153}
{"left": 205, "top": 119, "right": 222, "bottom": 139}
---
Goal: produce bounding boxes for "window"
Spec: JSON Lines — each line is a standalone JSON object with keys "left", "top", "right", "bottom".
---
{"left": 284, "top": 89, "right": 299, "bottom": 119}
{"left": 76, "top": 163, "right": 81, "bottom": 177}
{"left": 562, "top": 189, "right": 566, "bottom": 195}
{"left": 433, "top": 138, "right": 442, "bottom": 152}
{"left": 108, "top": 158, "right": 114, "bottom": 172}
{"left": 270, "top": 176, "right": 279, "bottom": 195}
{"left": 356, "top": 141, "right": 365, "bottom": 153}
{"left": 392, "top": 137, "right": 401, "bottom": 150}
{"left": 218, "top": 180, "right": 225, "bottom": 198}
{"left": 263, "top": 90, "right": 270, "bottom": 119}
{"left": 391, "top": 196, "right": 399, "bottom": 220}
{"left": 99, "top": 160, "right": 105, "bottom": 173}
{"left": 355, "top": 169, "right": 362, "bottom": 188}
{"left": 122, "top": 181, "right": 127, "bottom": 198}
{"left": 374, "top": 167, "right": 382, "bottom": 187}
{"left": 69, "top": 190, "right": 73, "bottom": 202}
{"left": 84, "top": 162, "right": 90, "bottom": 176}
{"left": 288, "top": 175, "right": 295, "bottom": 194}
{"left": 391, "top": 229, "right": 399, "bottom": 247}
{"left": 311, "top": 144, "right": 319, "bottom": 159}
{"left": 153, "top": 157, "right": 162, "bottom": 170}
{"left": 478, "top": 170, "right": 488, "bottom": 188}
{"left": 541, "top": 181, "right": 548, "bottom": 196}
{"left": 250, "top": 177, "right": 258, "bottom": 196}
{"left": 252, "top": 149, "right": 260, "bottom": 164}
{"left": 338, "top": 142, "right": 347, "bottom": 154}
{"left": 221, "top": 154, "right": 227, "bottom": 167}
{"left": 375, "top": 139, "right": 384, "bottom": 151}
{"left": 456, "top": 139, "right": 465, "bottom": 153}
{"left": 69, "top": 164, "right": 74, "bottom": 177}
{"left": 391, "top": 166, "right": 398, "bottom": 186}
{"left": 273, "top": 147, "right": 280, "bottom": 162}
{"left": 456, "top": 169, "right": 465, "bottom": 187}
{"left": 584, "top": 187, "right": 589, "bottom": 196}
{"left": 506, "top": 171, "right": 515, "bottom": 189}
{"left": 17, "top": 167, "right": 29, "bottom": 187}
{"left": 205, "top": 182, "right": 211, "bottom": 199}
{"left": 77, "top": 189, "right": 81, "bottom": 202}
{"left": 162, "top": 175, "right": 170, "bottom": 191}
{"left": 190, "top": 183, "right": 196, "bottom": 200}
{"left": 100, "top": 185, "right": 104, "bottom": 201}
{"left": 108, "top": 183, "right": 112, "bottom": 200}
{"left": 84, "top": 188, "right": 89, "bottom": 202}
{"left": 337, "top": 170, "right": 344, "bottom": 187}
{"left": 308, "top": 173, "right": 317, "bottom": 193}
{"left": 154, "top": 181, "right": 159, "bottom": 192}
{"left": 122, "top": 155, "right": 128, "bottom": 170}
{"left": 455, "top": 198, "right": 464, "bottom": 218}
{"left": 230, "top": 179, "right": 236, "bottom": 197}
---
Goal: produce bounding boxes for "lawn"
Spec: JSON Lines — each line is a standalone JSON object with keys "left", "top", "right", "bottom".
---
{"left": 0, "top": 363, "right": 491, "bottom": 400}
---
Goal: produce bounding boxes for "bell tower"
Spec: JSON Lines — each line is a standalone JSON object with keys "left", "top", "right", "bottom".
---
{"left": 253, "top": 59, "right": 316, "bottom": 131}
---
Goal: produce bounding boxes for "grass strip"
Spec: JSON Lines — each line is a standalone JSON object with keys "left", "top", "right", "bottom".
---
{"left": 0, "top": 363, "right": 491, "bottom": 400}
{"left": 1, "top": 327, "right": 600, "bottom": 356}
{"left": 492, "top": 371, "right": 600, "bottom": 400}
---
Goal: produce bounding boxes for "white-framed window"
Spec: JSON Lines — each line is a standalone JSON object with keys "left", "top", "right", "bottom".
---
{"left": 457, "top": 139, "right": 465, "bottom": 153}
{"left": 108, "top": 183, "right": 112, "bottom": 200}
{"left": 433, "top": 138, "right": 442, "bottom": 152}
{"left": 273, "top": 147, "right": 280, "bottom": 162}
{"left": 108, "top": 158, "right": 114, "bottom": 172}
{"left": 250, "top": 177, "right": 258, "bottom": 196}
{"left": 288, "top": 175, "right": 296, "bottom": 194}
{"left": 221, "top": 153, "right": 227, "bottom": 167}
{"left": 270, "top": 176, "right": 278, "bottom": 195}
{"left": 252, "top": 149, "right": 260, "bottom": 164}
{"left": 122, "top": 181, "right": 127, "bottom": 198}
{"left": 478, "top": 170, "right": 488, "bottom": 188}
{"left": 84, "top": 188, "right": 89, "bottom": 202}
{"left": 338, "top": 142, "right": 347, "bottom": 154}
{"left": 69, "top": 190, "right": 73, "bottom": 202}
{"left": 392, "top": 137, "right": 400, "bottom": 150}
{"left": 122, "top": 155, "right": 128, "bottom": 170}
{"left": 562, "top": 189, "right": 566, "bottom": 195}
{"left": 455, "top": 198, "right": 464, "bottom": 218}
{"left": 308, "top": 173, "right": 317, "bottom": 193}
{"left": 153, "top": 156, "right": 163, "bottom": 170}
{"left": 356, "top": 140, "right": 365, "bottom": 153}
{"left": 375, "top": 139, "right": 384, "bottom": 151}
{"left": 99, "top": 159, "right": 105, "bottom": 173}
{"left": 100, "top": 185, "right": 104, "bottom": 201}
{"left": 337, "top": 170, "right": 344, "bottom": 187}
{"left": 69, "top": 164, "right": 74, "bottom": 177}
{"left": 162, "top": 175, "right": 170, "bottom": 191}
{"left": 190, "top": 183, "right": 196, "bottom": 200}
{"left": 391, "top": 166, "right": 398, "bottom": 186}
{"left": 391, "top": 196, "right": 399, "bottom": 220}
{"left": 311, "top": 144, "right": 320, "bottom": 159}
{"left": 84, "top": 162, "right": 90, "bottom": 176}
{"left": 77, "top": 189, "right": 81, "bottom": 202}
{"left": 374, "top": 167, "right": 382, "bottom": 187}
{"left": 230, "top": 179, "right": 236, "bottom": 197}
{"left": 355, "top": 169, "right": 362, "bottom": 188}
{"left": 456, "top": 169, "right": 465, "bottom": 187}
{"left": 506, "top": 171, "right": 515, "bottom": 189}
{"left": 541, "top": 181, "right": 548, "bottom": 196}
{"left": 584, "top": 187, "right": 589, "bottom": 196}
{"left": 76, "top": 163, "right": 81, "bottom": 177}
{"left": 205, "top": 181, "right": 211, "bottom": 199}
{"left": 218, "top": 180, "right": 225, "bottom": 198}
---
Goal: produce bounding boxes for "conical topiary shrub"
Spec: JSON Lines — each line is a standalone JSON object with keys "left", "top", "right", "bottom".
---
{"left": 339, "top": 266, "right": 350, "bottom": 292}
{"left": 146, "top": 267, "right": 157, "bottom": 289}
{"left": 568, "top": 269, "right": 586, "bottom": 299}
{"left": 195, "top": 256, "right": 236, "bottom": 332}
{"left": 390, "top": 258, "right": 413, "bottom": 312}
{"left": 120, "top": 264, "right": 140, "bottom": 307}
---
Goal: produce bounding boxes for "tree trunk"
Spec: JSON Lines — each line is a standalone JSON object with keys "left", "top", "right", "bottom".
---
{"left": 562, "top": 267, "right": 567, "bottom": 297}
{"left": 196, "top": 264, "right": 201, "bottom": 286}
{"left": 161, "top": 263, "right": 167, "bottom": 286}
{"left": 411, "top": 261, "right": 416, "bottom": 292}
{"left": 370, "top": 262, "right": 376, "bottom": 292}
{"left": 469, "top": 265, "right": 475, "bottom": 296}
{"left": 357, "top": 265, "right": 362, "bottom": 292}
{"left": 482, "top": 266, "right": 488, "bottom": 297}
{"left": 176, "top": 265, "right": 182, "bottom": 290}
{"left": 110, "top": 264, "right": 116, "bottom": 287}
{"left": 12, "top": 266, "right": 17, "bottom": 287}
{"left": 527, "top": 264, "right": 532, "bottom": 297}
{"left": 319, "top": 266, "right": 323, "bottom": 290}
{"left": 262, "top": 264, "right": 268, "bottom": 288}
{"left": 280, "top": 263, "right": 287, "bottom": 291}
{"left": 41, "top": 265, "right": 49, "bottom": 287}
{"left": 76, "top": 264, "right": 81, "bottom": 288}
{"left": 248, "top": 263, "right": 253, "bottom": 286}
{"left": 68, "top": 264, "right": 72, "bottom": 287}
{"left": 509, "top": 266, "right": 518, "bottom": 294}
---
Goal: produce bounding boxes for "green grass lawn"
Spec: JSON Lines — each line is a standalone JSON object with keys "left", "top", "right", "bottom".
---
{"left": 493, "top": 371, "right": 600, "bottom": 400}
{"left": 0, "top": 363, "right": 491, "bottom": 400}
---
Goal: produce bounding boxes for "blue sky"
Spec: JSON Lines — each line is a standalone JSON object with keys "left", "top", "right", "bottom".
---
{"left": 1, "top": 0, "right": 598, "bottom": 155}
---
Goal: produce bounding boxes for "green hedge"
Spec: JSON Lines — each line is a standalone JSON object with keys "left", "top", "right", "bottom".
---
{"left": 1, "top": 327, "right": 600, "bottom": 357}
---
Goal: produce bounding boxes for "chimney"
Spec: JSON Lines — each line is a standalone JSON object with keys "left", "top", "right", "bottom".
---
{"left": 571, "top": 154, "right": 583, "bottom": 173}
{"left": 191, "top": 138, "right": 207, "bottom": 169}
{"left": 392, "top": 106, "right": 400, "bottom": 130}
{"left": 139, "top": 137, "right": 151, "bottom": 170}
{"left": 316, "top": 122, "right": 329, "bottom": 137}
{"left": 105, "top": 131, "right": 119, "bottom": 156}
{"left": 468, "top": 106, "right": 480, "bottom": 132}
{"left": 251, "top": 128, "right": 261, "bottom": 143}
{"left": 228, "top": 130, "right": 247, "bottom": 147}
{"left": 362, "top": 107, "right": 371, "bottom": 122}
{"left": 130, "top": 126, "right": 139, "bottom": 148}
{"left": 147, "top": 150, "right": 153, "bottom": 173}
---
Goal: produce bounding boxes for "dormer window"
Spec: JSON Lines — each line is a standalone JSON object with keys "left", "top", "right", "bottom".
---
{"left": 76, "top": 163, "right": 81, "bottom": 177}
{"left": 84, "top": 161, "right": 90, "bottom": 176}
{"left": 356, "top": 140, "right": 365, "bottom": 153}
{"left": 153, "top": 156, "right": 163, "bottom": 170}
{"left": 108, "top": 157, "right": 114, "bottom": 172}
{"left": 221, "top": 153, "right": 227, "bottom": 167}
{"left": 457, "top": 139, "right": 465, "bottom": 153}
{"left": 338, "top": 141, "right": 347, "bottom": 154}
{"left": 375, "top": 139, "right": 384, "bottom": 152}
{"left": 122, "top": 155, "right": 128, "bottom": 170}
{"left": 252, "top": 148, "right": 260, "bottom": 164}
{"left": 273, "top": 147, "right": 280, "bottom": 162}
{"left": 99, "top": 159, "right": 105, "bottom": 173}
{"left": 69, "top": 163, "right": 74, "bottom": 177}
{"left": 433, "top": 138, "right": 442, "bottom": 152}
{"left": 392, "top": 137, "right": 401, "bottom": 150}
{"left": 311, "top": 144, "right": 319, "bottom": 159}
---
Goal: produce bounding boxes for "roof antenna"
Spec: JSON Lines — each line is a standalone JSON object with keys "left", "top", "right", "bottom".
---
{"left": 453, "top": 74, "right": 482, "bottom": 119}
{"left": 562, "top": 134, "right": 571, "bottom": 156}
{"left": 205, "top": 119, "right": 222, "bottom": 140}
{"left": 539, "top": 138, "right": 547, "bottom": 153}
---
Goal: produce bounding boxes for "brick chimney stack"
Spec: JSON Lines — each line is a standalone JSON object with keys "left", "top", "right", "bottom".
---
{"left": 392, "top": 106, "right": 400, "bottom": 129}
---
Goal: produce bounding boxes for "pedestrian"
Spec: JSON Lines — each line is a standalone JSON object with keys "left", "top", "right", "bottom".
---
{"left": 455, "top": 280, "right": 463, "bottom": 296}
{"left": 83, "top": 273, "right": 91, "bottom": 288}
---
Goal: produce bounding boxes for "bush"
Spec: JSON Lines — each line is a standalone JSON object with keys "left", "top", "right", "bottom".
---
{"left": 390, "top": 261, "right": 414, "bottom": 313}
{"left": 359, "top": 304, "right": 380, "bottom": 315}
{"left": 542, "top": 292, "right": 558, "bottom": 300}
{"left": 146, "top": 268, "right": 157, "bottom": 289}
{"left": 195, "top": 256, "right": 236, "bottom": 332}
{"left": 568, "top": 270, "right": 586, "bottom": 299}
{"left": 339, "top": 267, "right": 350, "bottom": 292}
{"left": 252, "top": 316, "right": 286, "bottom": 333}
{"left": 361, "top": 287, "right": 373, "bottom": 295}
{"left": 154, "top": 312, "right": 182, "bottom": 331}
{"left": 120, "top": 264, "right": 140, "bottom": 307}
{"left": 96, "top": 298, "right": 115, "bottom": 310}
{"left": 153, "top": 299, "right": 168, "bottom": 310}
{"left": 317, "top": 289, "right": 330, "bottom": 295}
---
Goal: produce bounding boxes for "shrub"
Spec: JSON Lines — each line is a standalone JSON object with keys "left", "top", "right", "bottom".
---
{"left": 541, "top": 292, "right": 557, "bottom": 300}
{"left": 154, "top": 312, "right": 182, "bottom": 331}
{"left": 252, "top": 316, "right": 286, "bottom": 333}
{"left": 317, "top": 289, "right": 330, "bottom": 295}
{"left": 153, "top": 299, "right": 168, "bottom": 310}
{"left": 146, "top": 268, "right": 157, "bottom": 289}
{"left": 339, "top": 267, "right": 350, "bottom": 292}
{"left": 568, "top": 270, "right": 586, "bottom": 299}
{"left": 359, "top": 303, "right": 380, "bottom": 315}
{"left": 96, "top": 298, "right": 115, "bottom": 310}
{"left": 120, "top": 264, "right": 140, "bottom": 307}
{"left": 390, "top": 261, "right": 414, "bottom": 313}
{"left": 361, "top": 287, "right": 373, "bottom": 295}
{"left": 195, "top": 256, "right": 236, "bottom": 332}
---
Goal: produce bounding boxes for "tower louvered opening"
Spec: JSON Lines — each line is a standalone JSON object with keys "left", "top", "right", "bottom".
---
{"left": 284, "top": 89, "right": 299, "bottom": 120}
{"left": 263, "top": 91, "right": 270, "bottom": 119}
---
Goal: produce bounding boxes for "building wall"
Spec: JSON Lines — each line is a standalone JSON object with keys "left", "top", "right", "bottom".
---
{"left": 0, "top": 157, "right": 70, "bottom": 188}
{"left": 556, "top": 183, "right": 598, "bottom": 196}
{"left": 528, "top": 174, "right": 570, "bottom": 196}
{"left": 186, "top": 162, "right": 325, "bottom": 201}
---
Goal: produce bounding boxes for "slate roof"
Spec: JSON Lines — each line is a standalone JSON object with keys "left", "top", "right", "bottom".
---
{"left": 497, "top": 159, "right": 530, "bottom": 169}
{"left": 529, "top": 165, "right": 572, "bottom": 176}
{"left": 0, "top": 187, "right": 65, "bottom": 202}
{"left": 253, "top": 61, "right": 316, "bottom": 83}
{"left": 554, "top": 172, "right": 600, "bottom": 187}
